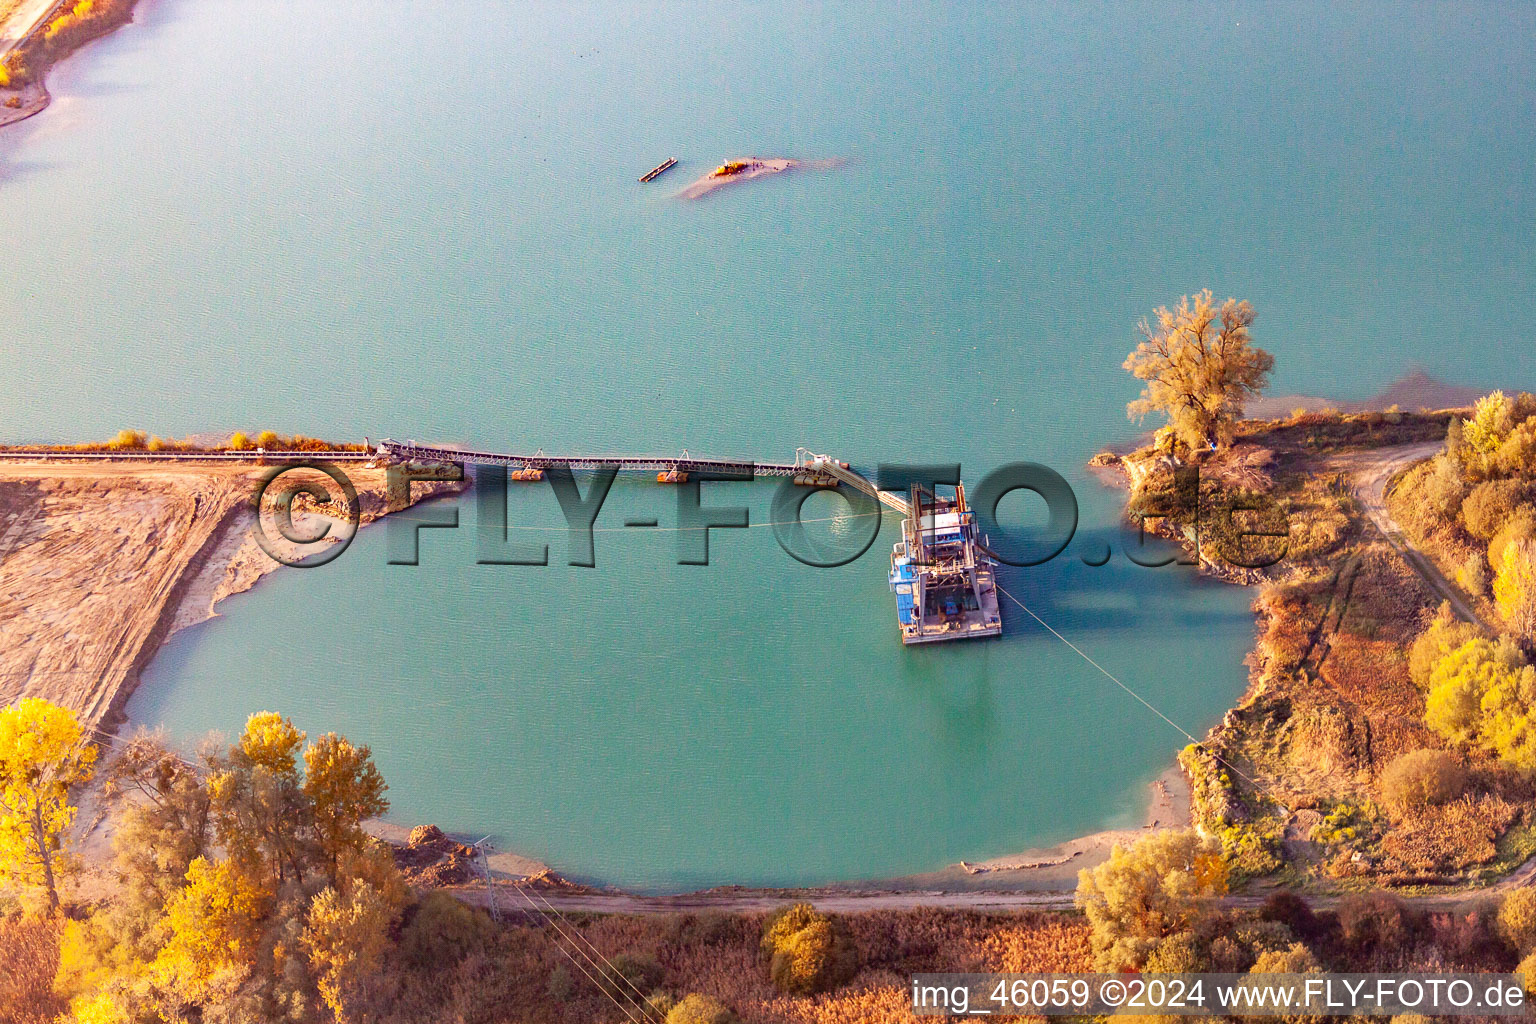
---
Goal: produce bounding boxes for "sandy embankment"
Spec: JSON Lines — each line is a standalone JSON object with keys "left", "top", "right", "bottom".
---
{"left": 422, "top": 767, "right": 1191, "bottom": 915}
{"left": 0, "top": 458, "right": 464, "bottom": 732}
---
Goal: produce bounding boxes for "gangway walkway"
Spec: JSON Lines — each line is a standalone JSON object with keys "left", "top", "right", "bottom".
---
{"left": 0, "top": 441, "right": 911, "bottom": 516}
{"left": 793, "top": 449, "right": 912, "bottom": 517}
{"left": 377, "top": 439, "right": 801, "bottom": 478}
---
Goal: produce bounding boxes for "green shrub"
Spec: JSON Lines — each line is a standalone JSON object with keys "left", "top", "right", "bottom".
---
{"left": 1424, "top": 637, "right": 1532, "bottom": 746}
{"left": 1379, "top": 749, "right": 1467, "bottom": 813}
{"left": 1465, "top": 392, "right": 1517, "bottom": 457}
{"left": 1207, "top": 919, "right": 1298, "bottom": 973}
{"left": 1463, "top": 478, "right": 1528, "bottom": 540}
{"left": 398, "top": 892, "right": 494, "bottom": 968}
{"left": 760, "top": 903, "right": 821, "bottom": 959}
{"left": 1218, "top": 822, "right": 1284, "bottom": 879}
{"left": 1309, "top": 801, "right": 1384, "bottom": 852}
{"left": 1076, "top": 830, "right": 1228, "bottom": 971}
{"left": 1144, "top": 931, "right": 1208, "bottom": 973}
{"left": 1337, "top": 891, "right": 1410, "bottom": 954}
{"left": 662, "top": 911, "right": 739, "bottom": 948}
{"left": 1496, "top": 419, "right": 1536, "bottom": 476}
{"left": 1250, "top": 941, "right": 1320, "bottom": 974}
{"left": 667, "top": 993, "right": 738, "bottom": 1024}
{"left": 1420, "top": 455, "right": 1468, "bottom": 521}
{"left": 1234, "top": 919, "right": 1298, "bottom": 960}
{"left": 760, "top": 903, "right": 857, "bottom": 996}
{"left": 1519, "top": 950, "right": 1536, "bottom": 999}
{"left": 1248, "top": 943, "right": 1326, "bottom": 1024}
{"left": 1, "top": 49, "right": 35, "bottom": 88}
{"left": 1260, "top": 891, "right": 1320, "bottom": 940}
{"left": 1457, "top": 551, "right": 1491, "bottom": 596}
{"left": 545, "top": 964, "right": 573, "bottom": 1003}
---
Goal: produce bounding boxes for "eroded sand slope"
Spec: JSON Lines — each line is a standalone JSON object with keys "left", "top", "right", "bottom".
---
{"left": 0, "top": 461, "right": 453, "bottom": 730}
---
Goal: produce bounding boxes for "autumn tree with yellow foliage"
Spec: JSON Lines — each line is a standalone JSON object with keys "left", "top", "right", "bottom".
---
{"left": 44, "top": 710, "right": 406, "bottom": 1022}
{"left": 208, "top": 710, "right": 313, "bottom": 889}
{"left": 150, "top": 856, "right": 270, "bottom": 1006}
{"left": 1124, "top": 290, "right": 1274, "bottom": 452}
{"left": 1494, "top": 539, "right": 1536, "bottom": 643}
{"left": 102, "top": 733, "right": 215, "bottom": 922}
{"left": 304, "top": 732, "right": 389, "bottom": 879}
{"left": 303, "top": 881, "right": 396, "bottom": 1022}
{"left": 1393, "top": 393, "right": 1536, "bottom": 767}
{"left": 0, "top": 698, "right": 96, "bottom": 914}
{"left": 1419, "top": 636, "right": 1536, "bottom": 772}
{"left": 1074, "top": 828, "right": 1228, "bottom": 970}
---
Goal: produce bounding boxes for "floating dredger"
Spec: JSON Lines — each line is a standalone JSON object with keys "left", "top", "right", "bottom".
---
{"left": 796, "top": 453, "right": 1002, "bottom": 645}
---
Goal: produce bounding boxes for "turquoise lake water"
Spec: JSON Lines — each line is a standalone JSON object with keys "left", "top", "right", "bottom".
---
{"left": 2, "top": 1, "right": 1533, "bottom": 889}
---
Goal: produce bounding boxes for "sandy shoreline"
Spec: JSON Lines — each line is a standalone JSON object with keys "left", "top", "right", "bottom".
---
{"left": 0, "top": 79, "right": 47, "bottom": 129}
{"left": 868, "top": 765, "right": 1190, "bottom": 893}
{"left": 414, "top": 764, "right": 1193, "bottom": 914}
{"left": 414, "top": 765, "right": 1192, "bottom": 899}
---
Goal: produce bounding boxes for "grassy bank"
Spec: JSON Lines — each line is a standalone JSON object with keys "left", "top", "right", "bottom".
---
{"left": 1101, "top": 403, "right": 1536, "bottom": 890}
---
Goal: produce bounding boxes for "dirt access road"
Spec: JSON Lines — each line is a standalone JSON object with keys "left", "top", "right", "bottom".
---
{"left": 1336, "top": 440, "right": 1490, "bottom": 629}
{"left": 471, "top": 854, "right": 1536, "bottom": 916}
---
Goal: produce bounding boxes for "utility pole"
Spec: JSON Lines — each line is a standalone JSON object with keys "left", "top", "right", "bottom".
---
{"left": 473, "top": 836, "right": 500, "bottom": 922}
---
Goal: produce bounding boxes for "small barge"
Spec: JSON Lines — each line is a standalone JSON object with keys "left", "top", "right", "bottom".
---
{"left": 888, "top": 483, "right": 1002, "bottom": 644}
{"left": 639, "top": 157, "right": 678, "bottom": 183}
